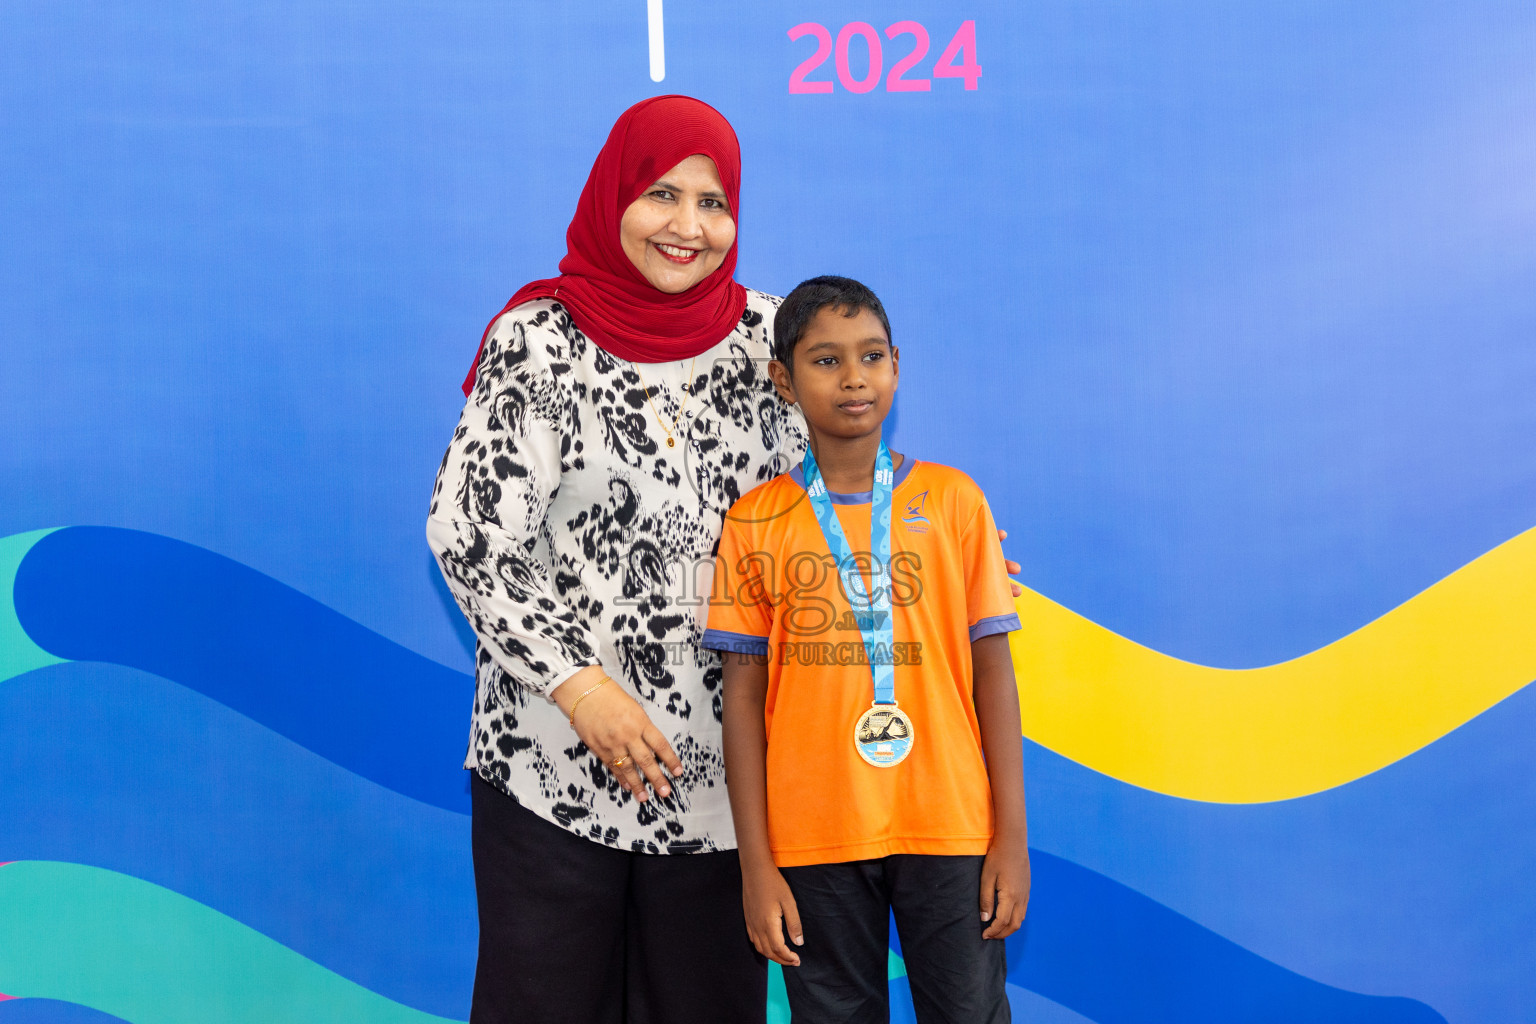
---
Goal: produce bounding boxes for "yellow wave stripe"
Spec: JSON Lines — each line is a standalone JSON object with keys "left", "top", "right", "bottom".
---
{"left": 1008, "top": 525, "right": 1536, "bottom": 803}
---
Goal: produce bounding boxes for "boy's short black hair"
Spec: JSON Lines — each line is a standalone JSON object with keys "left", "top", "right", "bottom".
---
{"left": 772, "top": 275, "right": 892, "bottom": 371}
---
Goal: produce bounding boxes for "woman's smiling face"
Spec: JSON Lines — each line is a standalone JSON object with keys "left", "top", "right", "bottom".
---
{"left": 619, "top": 154, "right": 737, "bottom": 294}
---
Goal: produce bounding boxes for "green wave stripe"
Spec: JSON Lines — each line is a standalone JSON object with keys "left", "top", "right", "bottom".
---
{"left": 0, "top": 529, "right": 64, "bottom": 683}
{"left": 0, "top": 862, "right": 462, "bottom": 1024}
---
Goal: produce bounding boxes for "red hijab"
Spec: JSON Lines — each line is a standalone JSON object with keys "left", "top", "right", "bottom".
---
{"left": 462, "top": 95, "right": 747, "bottom": 394}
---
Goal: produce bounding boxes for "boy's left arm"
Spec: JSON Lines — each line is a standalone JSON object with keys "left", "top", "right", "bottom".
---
{"left": 973, "top": 632, "right": 1030, "bottom": 939}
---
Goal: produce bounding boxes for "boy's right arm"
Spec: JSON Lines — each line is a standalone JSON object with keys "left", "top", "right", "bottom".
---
{"left": 722, "top": 651, "right": 805, "bottom": 967}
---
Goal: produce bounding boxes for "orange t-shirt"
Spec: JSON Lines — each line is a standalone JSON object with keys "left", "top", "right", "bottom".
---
{"left": 703, "top": 457, "right": 1020, "bottom": 867}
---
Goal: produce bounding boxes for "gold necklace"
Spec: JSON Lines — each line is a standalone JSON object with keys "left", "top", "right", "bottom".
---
{"left": 634, "top": 357, "right": 697, "bottom": 449}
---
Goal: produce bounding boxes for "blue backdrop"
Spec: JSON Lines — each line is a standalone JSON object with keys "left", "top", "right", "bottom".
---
{"left": 3, "top": 2, "right": 1535, "bottom": 1022}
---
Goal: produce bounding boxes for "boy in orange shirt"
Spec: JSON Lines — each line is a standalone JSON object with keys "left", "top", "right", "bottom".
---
{"left": 703, "top": 276, "right": 1029, "bottom": 1023}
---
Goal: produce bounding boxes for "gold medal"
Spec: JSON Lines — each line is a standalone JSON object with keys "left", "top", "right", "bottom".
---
{"left": 854, "top": 702, "right": 914, "bottom": 767}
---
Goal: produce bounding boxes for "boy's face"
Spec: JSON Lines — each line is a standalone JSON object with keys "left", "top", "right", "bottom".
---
{"left": 770, "top": 306, "right": 899, "bottom": 441}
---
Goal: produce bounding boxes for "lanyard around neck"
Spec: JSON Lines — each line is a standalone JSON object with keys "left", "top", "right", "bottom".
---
{"left": 801, "top": 441, "right": 897, "bottom": 704}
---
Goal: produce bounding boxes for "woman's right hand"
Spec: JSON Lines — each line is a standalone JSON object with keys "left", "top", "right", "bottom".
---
{"left": 553, "top": 667, "right": 683, "bottom": 802}
{"left": 742, "top": 859, "right": 804, "bottom": 967}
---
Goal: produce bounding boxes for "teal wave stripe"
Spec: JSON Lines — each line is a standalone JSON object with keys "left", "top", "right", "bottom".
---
{"left": 0, "top": 862, "right": 463, "bottom": 1024}
{"left": 766, "top": 950, "right": 909, "bottom": 1021}
{"left": 0, "top": 530, "right": 63, "bottom": 683}
{"left": 767, "top": 964, "right": 789, "bottom": 1024}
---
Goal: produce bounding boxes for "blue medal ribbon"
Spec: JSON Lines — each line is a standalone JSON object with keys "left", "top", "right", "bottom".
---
{"left": 801, "top": 441, "right": 896, "bottom": 704}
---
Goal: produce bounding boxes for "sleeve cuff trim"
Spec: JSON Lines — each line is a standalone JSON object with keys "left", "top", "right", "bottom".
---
{"left": 969, "top": 613, "right": 1021, "bottom": 643}
{"left": 701, "top": 628, "right": 770, "bottom": 655}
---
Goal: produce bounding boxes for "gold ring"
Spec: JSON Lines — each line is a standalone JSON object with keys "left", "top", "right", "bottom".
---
{"left": 611, "top": 755, "right": 631, "bottom": 769}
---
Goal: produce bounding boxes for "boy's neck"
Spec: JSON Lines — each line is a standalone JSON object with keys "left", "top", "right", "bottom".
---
{"left": 806, "top": 431, "right": 904, "bottom": 493}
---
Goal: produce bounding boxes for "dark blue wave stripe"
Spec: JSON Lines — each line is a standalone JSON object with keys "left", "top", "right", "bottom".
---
{"left": 0, "top": 662, "right": 475, "bottom": 1019}
{"left": 13, "top": 527, "right": 474, "bottom": 813}
{"left": 1007, "top": 852, "right": 1446, "bottom": 1024}
{"left": 0, "top": 1000, "right": 131, "bottom": 1024}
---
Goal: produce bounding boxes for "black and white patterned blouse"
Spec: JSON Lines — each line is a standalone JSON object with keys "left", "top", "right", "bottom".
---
{"left": 427, "top": 290, "right": 807, "bottom": 853}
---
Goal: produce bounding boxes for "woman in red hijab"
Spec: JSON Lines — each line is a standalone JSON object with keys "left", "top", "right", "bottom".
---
{"left": 428, "top": 96, "right": 801, "bottom": 1023}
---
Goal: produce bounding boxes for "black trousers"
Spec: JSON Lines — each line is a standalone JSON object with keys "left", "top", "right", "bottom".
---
{"left": 780, "top": 855, "right": 1010, "bottom": 1024}
{"left": 469, "top": 774, "right": 767, "bottom": 1024}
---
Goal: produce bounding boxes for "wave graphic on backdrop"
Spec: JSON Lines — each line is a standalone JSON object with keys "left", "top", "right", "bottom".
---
{"left": 0, "top": 660, "right": 1453, "bottom": 1023}
{"left": 0, "top": 851, "right": 1441, "bottom": 1024}
{"left": 0, "top": 862, "right": 459, "bottom": 1024}
{"left": 1008, "top": 853, "right": 1443, "bottom": 1024}
{"left": 9, "top": 526, "right": 475, "bottom": 812}
{"left": 0, "top": 661, "right": 474, "bottom": 1018}
{"left": 1008, "top": 523, "right": 1536, "bottom": 802}
{"left": 8, "top": 525, "right": 1535, "bottom": 806}
{"left": 0, "top": 527, "right": 1456, "bottom": 1022}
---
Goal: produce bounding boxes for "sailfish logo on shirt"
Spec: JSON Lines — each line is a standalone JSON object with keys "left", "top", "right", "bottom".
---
{"left": 903, "top": 491, "right": 931, "bottom": 533}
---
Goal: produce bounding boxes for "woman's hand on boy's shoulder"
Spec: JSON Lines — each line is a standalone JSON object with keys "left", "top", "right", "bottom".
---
{"left": 980, "top": 837, "right": 1031, "bottom": 940}
{"left": 741, "top": 859, "right": 805, "bottom": 967}
{"left": 998, "top": 529, "right": 1023, "bottom": 597}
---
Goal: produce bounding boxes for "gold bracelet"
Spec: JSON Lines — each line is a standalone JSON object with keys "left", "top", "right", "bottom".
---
{"left": 566, "top": 676, "right": 611, "bottom": 725}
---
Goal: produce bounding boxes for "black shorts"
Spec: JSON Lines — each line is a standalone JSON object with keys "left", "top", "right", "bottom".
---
{"left": 468, "top": 774, "right": 766, "bottom": 1024}
{"left": 780, "top": 854, "right": 1010, "bottom": 1024}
